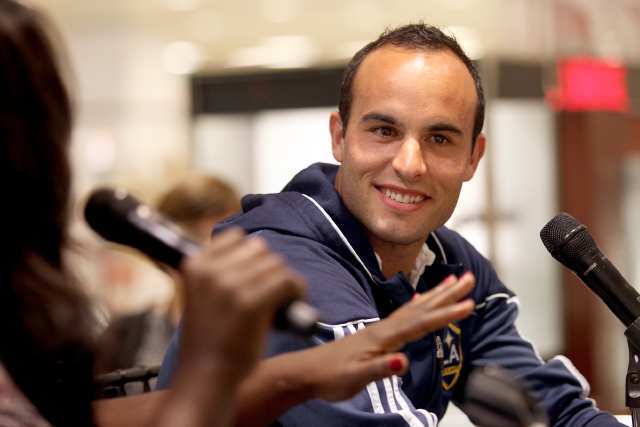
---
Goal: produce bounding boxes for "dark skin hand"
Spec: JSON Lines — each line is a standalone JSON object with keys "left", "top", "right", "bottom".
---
{"left": 146, "top": 228, "right": 306, "bottom": 427}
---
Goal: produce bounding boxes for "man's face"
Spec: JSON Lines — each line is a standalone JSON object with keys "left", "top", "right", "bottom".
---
{"left": 330, "top": 46, "right": 485, "bottom": 249}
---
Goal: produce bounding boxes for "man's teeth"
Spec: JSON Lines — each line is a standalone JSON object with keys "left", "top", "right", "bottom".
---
{"left": 383, "top": 188, "right": 425, "bottom": 204}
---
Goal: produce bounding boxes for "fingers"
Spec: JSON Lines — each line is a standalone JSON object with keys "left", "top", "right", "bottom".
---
{"left": 369, "top": 307, "right": 446, "bottom": 351}
{"left": 200, "top": 232, "right": 273, "bottom": 273}
{"left": 411, "top": 272, "right": 475, "bottom": 309}
{"left": 181, "top": 227, "right": 306, "bottom": 323}
{"left": 417, "top": 298, "right": 475, "bottom": 330}
{"left": 384, "top": 298, "right": 475, "bottom": 350}
{"left": 183, "top": 228, "right": 280, "bottom": 286}
{"left": 249, "top": 266, "right": 307, "bottom": 317}
{"left": 180, "top": 227, "right": 245, "bottom": 274}
{"left": 363, "top": 273, "right": 475, "bottom": 351}
{"left": 200, "top": 227, "right": 248, "bottom": 259}
{"left": 415, "top": 274, "right": 458, "bottom": 302}
{"left": 211, "top": 234, "right": 306, "bottom": 314}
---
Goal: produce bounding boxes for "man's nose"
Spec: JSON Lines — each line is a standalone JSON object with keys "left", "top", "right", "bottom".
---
{"left": 392, "top": 137, "right": 427, "bottom": 180}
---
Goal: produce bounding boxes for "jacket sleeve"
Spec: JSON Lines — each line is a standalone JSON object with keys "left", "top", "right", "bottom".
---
{"left": 465, "top": 261, "right": 625, "bottom": 426}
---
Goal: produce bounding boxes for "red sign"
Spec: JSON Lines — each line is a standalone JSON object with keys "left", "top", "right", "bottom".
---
{"left": 546, "top": 57, "right": 629, "bottom": 112}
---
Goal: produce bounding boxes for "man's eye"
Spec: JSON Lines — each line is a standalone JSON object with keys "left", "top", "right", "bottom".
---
{"left": 373, "top": 127, "right": 396, "bottom": 138}
{"left": 431, "top": 134, "right": 449, "bottom": 145}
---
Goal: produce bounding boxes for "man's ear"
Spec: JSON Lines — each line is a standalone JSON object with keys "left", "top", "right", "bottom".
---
{"left": 463, "top": 133, "right": 486, "bottom": 181}
{"left": 330, "top": 112, "right": 345, "bottom": 163}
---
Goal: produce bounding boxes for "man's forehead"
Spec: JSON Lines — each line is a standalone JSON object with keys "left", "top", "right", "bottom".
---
{"left": 350, "top": 46, "right": 478, "bottom": 122}
{"left": 354, "top": 45, "right": 473, "bottom": 90}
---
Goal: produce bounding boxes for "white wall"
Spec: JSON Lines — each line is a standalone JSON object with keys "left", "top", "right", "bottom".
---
{"left": 192, "top": 108, "right": 336, "bottom": 195}
{"left": 489, "top": 100, "right": 561, "bottom": 356}
{"left": 252, "top": 107, "right": 336, "bottom": 193}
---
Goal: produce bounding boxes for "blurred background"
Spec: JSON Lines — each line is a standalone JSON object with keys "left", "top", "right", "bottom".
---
{"left": 31, "top": 0, "right": 640, "bottom": 422}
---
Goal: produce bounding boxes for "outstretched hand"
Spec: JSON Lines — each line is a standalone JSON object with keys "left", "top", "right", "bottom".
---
{"left": 302, "top": 272, "right": 475, "bottom": 401}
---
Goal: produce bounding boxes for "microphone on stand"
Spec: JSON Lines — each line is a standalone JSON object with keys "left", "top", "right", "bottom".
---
{"left": 540, "top": 213, "right": 640, "bottom": 422}
{"left": 539, "top": 212, "right": 640, "bottom": 328}
{"left": 84, "top": 187, "right": 320, "bottom": 337}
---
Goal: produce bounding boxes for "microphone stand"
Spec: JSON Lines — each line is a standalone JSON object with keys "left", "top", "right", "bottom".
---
{"left": 624, "top": 319, "right": 640, "bottom": 427}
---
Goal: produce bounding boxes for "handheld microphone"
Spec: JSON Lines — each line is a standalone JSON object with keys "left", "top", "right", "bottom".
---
{"left": 539, "top": 213, "right": 640, "bottom": 327}
{"left": 84, "top": 187, "right": 319, "bottom": 336}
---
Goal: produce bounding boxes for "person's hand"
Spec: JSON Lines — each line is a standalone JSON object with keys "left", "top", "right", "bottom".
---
{"left": 301, "top": 272, "right": 475, "bottom": 401}
{"left": 230, "top": 273, "right": 475, "bottom": 427}
{"left": 179, "top": 227, "right": 306, "bottom": 387}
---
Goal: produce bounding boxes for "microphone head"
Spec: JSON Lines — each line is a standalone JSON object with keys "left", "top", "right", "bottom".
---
{"left": 539, "top": 213, "right": 598, "bottom": 272}
{"left": 84, "top": 187, "right": 198, "bottom": 269}
{"left": 84, "top": 187, "right": 141, "bottom": 246}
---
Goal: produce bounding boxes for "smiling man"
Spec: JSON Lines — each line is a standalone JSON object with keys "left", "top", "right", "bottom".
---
{"left": 159, "top": 24, "right": 624, "bottom": 426}
{"left": 330, "top": 43, "right": 484, "bottom": 281}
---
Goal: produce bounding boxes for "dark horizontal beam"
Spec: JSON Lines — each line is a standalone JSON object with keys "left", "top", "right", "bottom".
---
{"left": 191, "top": 67, "right": 344, "bottom": 116}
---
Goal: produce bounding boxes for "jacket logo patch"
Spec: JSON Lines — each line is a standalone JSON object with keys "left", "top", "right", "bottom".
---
{"left": 441, "top": 323, "right": 463, "bottom": 391}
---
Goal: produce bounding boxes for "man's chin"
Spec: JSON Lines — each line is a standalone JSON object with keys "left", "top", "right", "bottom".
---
{"left": 368, "top": 227, "right": 429, "bottom": 247}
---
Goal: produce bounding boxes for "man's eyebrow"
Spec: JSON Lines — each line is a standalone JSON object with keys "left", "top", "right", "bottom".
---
{"left": 360, "top": 113, "right": 397, "bottom": 125}
{"left": 428, "top": 122, "right": 463, "bottom": 135}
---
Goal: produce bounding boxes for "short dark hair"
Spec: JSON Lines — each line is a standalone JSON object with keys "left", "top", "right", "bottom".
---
{"left": 338, "top": 23, "right": 485, "bottom": 144}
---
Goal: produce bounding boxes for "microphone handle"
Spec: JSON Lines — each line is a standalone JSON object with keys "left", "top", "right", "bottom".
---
{"left": 128, "top": 210, "right": 200, "bottom": 266}
{"left": 576, "top": 249, "right": 640, "bottom": 327}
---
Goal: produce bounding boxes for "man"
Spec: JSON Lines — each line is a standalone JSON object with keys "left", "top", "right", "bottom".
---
{"left": 160, "top": 24, "right": 624, "bottom": 426}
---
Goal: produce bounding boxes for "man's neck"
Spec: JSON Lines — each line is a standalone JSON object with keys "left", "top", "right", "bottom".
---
{"left": 368, "top": 235, "right": 425, "bottom": 279}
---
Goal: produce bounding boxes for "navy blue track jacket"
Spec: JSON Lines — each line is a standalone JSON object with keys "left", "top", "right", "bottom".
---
{"left": 158, "top": 163, "right": 623, "bottom": 426}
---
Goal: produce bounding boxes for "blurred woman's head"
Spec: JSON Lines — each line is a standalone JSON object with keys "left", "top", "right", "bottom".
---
{"left": 0, "top": 1, "right": 94, "bottom": 425}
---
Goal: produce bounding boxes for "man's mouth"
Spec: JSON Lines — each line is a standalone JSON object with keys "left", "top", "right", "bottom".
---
{"left": 377, "top": 186, "right": 428, "bottom": 206}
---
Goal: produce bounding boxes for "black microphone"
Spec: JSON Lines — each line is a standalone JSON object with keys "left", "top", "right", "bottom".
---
{"left": 463, "top": 366, "right": 548, "bottom": 427}
{"left": 539, "top": 212, "right": 640, "bottom": 327}
{"left": 84, "top": 187, "right": 319, "bottom": 336}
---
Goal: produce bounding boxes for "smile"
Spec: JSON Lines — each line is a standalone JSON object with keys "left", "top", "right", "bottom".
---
{"left": 375, "top": 186, "right": 429, "bottom": 212}
{"left": 382, "top": 188, "right": 425, "bottom": 204}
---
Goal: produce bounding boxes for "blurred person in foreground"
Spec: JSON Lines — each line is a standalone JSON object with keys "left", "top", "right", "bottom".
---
{"left": 158, "top": 23, "right": 625, "bottom": 426}
{"left": 98, "top": 175, "right": 240, "bottom": 373}
{"left": 0, "top": 2, "right": 475, "bottom": 426}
